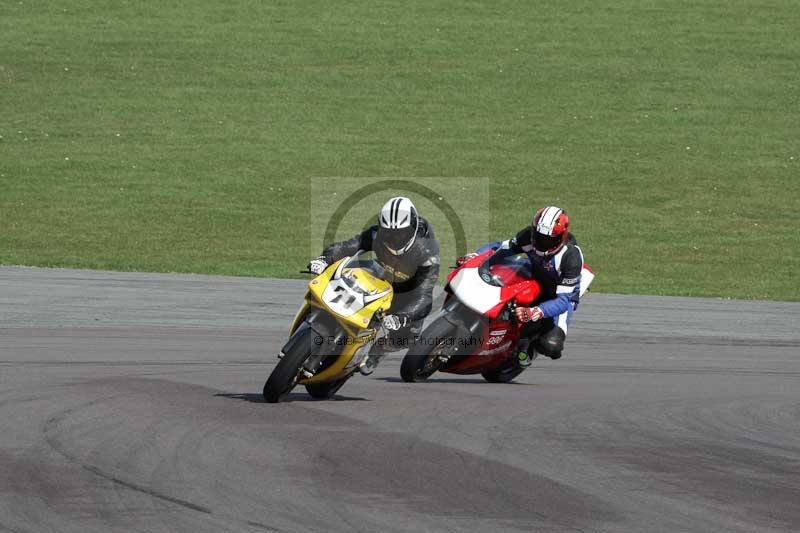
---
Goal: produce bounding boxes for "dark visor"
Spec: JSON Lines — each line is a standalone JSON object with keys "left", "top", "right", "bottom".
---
{"left": 380, "top": 225, "right": 416, "bottom": 252}
{"left": 533, "top": 231, "right": 562, "bottom": 253}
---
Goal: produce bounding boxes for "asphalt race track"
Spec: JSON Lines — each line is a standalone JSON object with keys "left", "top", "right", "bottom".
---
{"left": 1, "top": 266, "right": 798, "bottom": 532}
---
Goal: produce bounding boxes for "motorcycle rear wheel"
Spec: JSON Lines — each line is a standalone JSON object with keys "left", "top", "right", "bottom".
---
{"left": 263, "top": 327, "right": 314, "bottom": 403}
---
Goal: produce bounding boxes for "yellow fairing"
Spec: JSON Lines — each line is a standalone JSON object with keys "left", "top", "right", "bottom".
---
{"left": 306, "top": 262, "right": 393, "bottom": 329}
{"left": 288, "top": 261, "right": 339, "bottom": 335}
{"left": 296, "top": 260, "right": 393, "bottom": 384}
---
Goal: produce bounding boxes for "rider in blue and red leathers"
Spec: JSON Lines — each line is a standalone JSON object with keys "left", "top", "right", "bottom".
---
{"left": 458, "top": 206, "right": 585, "bottom": 365}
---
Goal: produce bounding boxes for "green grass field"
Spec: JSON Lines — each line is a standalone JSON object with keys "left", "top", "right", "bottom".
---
{"left": 1, "top": 1, "right": 798, "bottom": 300}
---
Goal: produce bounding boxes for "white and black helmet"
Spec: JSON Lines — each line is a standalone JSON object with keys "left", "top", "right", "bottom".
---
{"left": 377, "top": 196, "right": 419, "bottom": 255}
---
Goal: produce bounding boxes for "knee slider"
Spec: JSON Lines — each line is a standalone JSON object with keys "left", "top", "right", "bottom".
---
{"left": 535, "top": 328, "right": 565, "bottom": 359}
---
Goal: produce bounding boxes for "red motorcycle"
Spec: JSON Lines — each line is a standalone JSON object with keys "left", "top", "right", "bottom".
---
{"left": 400, "top": 248, "right": 594, "bottom": 383}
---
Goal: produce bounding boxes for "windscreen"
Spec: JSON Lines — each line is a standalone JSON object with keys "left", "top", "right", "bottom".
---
{"left": 337, "top": 251, "right": 389, "bottom": 297}
{"left": 342, "top": 251, "right": 387, "bottom": 281}
{"left": 476, "top": 248, "right": 534, "bottom": 288}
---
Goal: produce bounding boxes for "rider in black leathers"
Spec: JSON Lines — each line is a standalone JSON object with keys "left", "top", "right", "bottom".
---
{"left": 308, "top": 197, "right": 440, "bottom": 374}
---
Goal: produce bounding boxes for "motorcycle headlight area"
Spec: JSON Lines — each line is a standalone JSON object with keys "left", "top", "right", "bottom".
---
{"left": 341, "top": 270, "right": 374, "bottom": 296}
{"left": 322, "top": 269, "right": 385, "bottom": 317}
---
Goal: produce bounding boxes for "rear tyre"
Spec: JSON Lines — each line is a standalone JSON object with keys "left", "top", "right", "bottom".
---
{"left": 305, "top": 376, "right": 350, "bottom": 399}
{"left": 263, "top": 328, "right": 314, "bottom": 403}
{"left": 400, "top": 318, "right": 457, "bottom": 383}
{"left": 481, "top": 360, "right": 525, "bottom": 383}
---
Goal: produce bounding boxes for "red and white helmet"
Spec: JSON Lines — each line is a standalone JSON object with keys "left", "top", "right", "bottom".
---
{"left": 531, "top": 206, "right": 570, "bottom": 256}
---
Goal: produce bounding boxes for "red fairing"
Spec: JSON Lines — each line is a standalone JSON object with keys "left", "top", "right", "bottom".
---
{"left": 501, "top": 281, "right": 540, "bottom": 307}
{"left": 483, "top": 279, "right": 540, "bottom": 319}
{"left": 422, "top": 248, "right": 545, "bottom": 378}
{"left": 446, "top": 318, "right": 518, "bottom": 374}
{"left": 446, "top": 268, "right": 459, "bottom": 283}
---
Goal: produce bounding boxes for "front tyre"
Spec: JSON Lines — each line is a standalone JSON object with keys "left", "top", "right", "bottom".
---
{"left": 263, "top": 327, "right": 314, "bottom": 403}
{"left": 400, "top": 317, "right": 457, "bottom": 383}
{"left": 305, "top": 376, "right": 350, "bottom": 400}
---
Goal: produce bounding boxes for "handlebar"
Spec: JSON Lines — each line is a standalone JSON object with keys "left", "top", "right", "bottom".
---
{"left": 507, "top": 301, "right": 518, "bottom": 322}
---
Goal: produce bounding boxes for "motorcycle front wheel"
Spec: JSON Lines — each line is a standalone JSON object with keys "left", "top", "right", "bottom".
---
{"left": 263, "top": 327, "right": 314, "bottom": 403}
{"left": 400, "top": 317, "right": 457, "bottom": 383}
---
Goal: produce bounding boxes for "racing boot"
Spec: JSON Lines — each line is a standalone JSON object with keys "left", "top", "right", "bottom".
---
{"left": 359, "top": 341, "right": 390, "bottom": 376}
{"left": 359, "top": 351, "right": 385, "bottom": 376}
{"left": 515, "top": 338, "right": 537, "bottom": 368}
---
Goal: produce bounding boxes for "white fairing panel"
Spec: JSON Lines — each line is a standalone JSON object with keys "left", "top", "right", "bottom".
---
{"left": 321, "top": 278, "right": 366, "bottom": 317}
{"left": 450, "top": 268, "right": 502, "bottom": 314}
{"left": 579, "top": 267, "right": 595, "bottom": 298}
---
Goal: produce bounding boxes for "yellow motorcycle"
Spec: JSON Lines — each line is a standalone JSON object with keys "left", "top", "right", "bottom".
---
{"left": 263, "top": 251, "right": 393, "bottom": 403}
